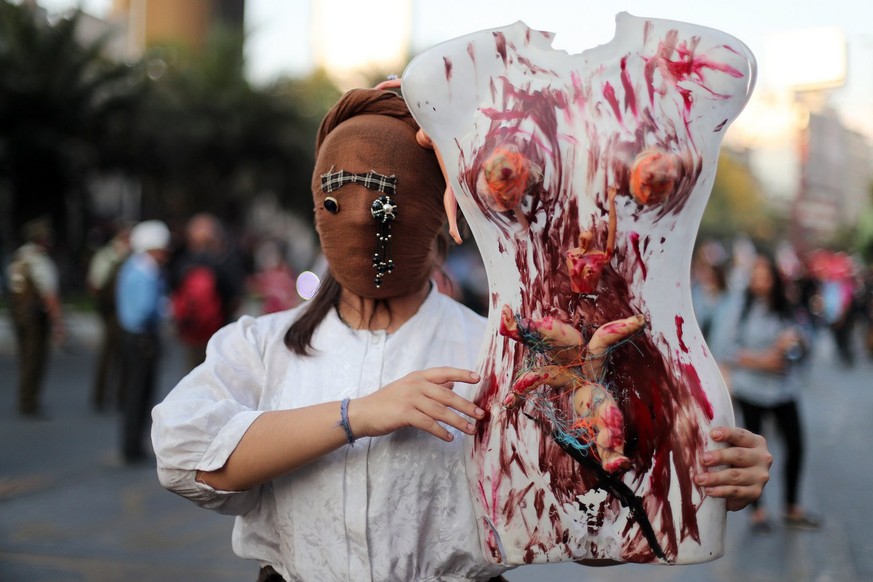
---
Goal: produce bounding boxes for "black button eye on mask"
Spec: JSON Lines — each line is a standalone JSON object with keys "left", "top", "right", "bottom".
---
{"left": 324, "top": 197, "right": 339, "bottom": 213}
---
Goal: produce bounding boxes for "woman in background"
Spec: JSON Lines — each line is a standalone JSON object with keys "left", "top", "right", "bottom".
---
{"left": 724, "top": 251, "right": 820, "bottom": 534}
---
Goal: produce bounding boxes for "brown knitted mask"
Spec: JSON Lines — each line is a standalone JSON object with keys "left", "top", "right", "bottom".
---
{"left": 312, "top": 89, "right": 446, "bottom": 299}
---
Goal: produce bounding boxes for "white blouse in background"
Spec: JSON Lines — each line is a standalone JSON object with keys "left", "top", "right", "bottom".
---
{"left": 152, "top": 288, "right": 508, "bottom": 582}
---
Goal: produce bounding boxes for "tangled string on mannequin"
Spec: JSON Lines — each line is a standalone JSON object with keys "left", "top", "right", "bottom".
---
{"left": 500, "top": 306, "right": 646, "bottom": 473}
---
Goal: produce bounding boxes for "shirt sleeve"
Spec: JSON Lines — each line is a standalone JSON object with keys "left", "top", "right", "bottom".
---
{"left": 151, "top": 315, "right": 268, "bottom": 515}
{"left": 27, "top": 252, "right": 59, "bottom": 296}
{"left": 86, "top": 248, "right": 112, "bottom": 290}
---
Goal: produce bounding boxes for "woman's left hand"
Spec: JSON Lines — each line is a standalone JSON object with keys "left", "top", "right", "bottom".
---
{"left": 694, "top": 426, "right": 772, "bottom": 511}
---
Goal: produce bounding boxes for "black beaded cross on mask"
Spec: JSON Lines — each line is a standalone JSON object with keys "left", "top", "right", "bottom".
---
{"left": 320, "top": 168, "right": 399, "bottom": 289}
{"left": 370, "top": 195, "right": 397, "bottom": 288}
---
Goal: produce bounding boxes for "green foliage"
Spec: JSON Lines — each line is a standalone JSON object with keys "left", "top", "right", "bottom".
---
{"left": 0, "top": 0, "right": 343, "bottom": 255}
{"left": 120, "top": 27, "right": 332, "bottom": 225}
{"left": 700, "top": 151, "right": 773, "bottom": 240}
{"left": 0, "top": 1, "right": 145, "bottom": 242}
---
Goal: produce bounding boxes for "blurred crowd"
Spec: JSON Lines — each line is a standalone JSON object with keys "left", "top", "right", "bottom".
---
{"left": 692, "top": 236, "right": 873, "bottom": 369}
{"left": 691, "top": 235, "right": 873, "bottom": 533}
{"left": 3, "top": 213, "right": 301, "bottom": 462}
{"left": 5, "top": 212, "right": 872, "bottom": 477}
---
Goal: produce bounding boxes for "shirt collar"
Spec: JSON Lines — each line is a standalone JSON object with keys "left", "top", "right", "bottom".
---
{"left": 327, "top": 282, "right": 441, "bottom": 337}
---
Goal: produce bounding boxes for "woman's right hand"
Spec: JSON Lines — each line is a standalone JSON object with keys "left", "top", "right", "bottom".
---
{"left": 348, "top": 367, "right": 485, "bottom": 442}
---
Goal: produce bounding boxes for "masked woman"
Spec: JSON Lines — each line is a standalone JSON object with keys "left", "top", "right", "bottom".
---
{"left": 152, "top": 89, "right": 772, "bottom": 582}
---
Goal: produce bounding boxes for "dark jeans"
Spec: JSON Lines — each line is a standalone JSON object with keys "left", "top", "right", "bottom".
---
{"left": 736, "top": 398, "right": 804, "bottom": 508}
{"left": 830, "top": 318, "right": 855, "bottom": 366}
{"left": 92, "top": 312, "right": 123, "bottom": 410}
{"left": 120, "top": 330, "right": 160, "bottom": 461}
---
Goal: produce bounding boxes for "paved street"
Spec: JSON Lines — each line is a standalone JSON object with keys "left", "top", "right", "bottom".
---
{"left": 1, "top": 310, "right": 871, "bottom": 581}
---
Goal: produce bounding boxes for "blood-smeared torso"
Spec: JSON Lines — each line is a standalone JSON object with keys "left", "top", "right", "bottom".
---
{"left": 401, "top": 13, "right": 755, "bottom": 565}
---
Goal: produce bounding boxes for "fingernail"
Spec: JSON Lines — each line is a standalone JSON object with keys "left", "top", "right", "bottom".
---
{"left": 475, "top": 407, "right": 485, "bottom": 417}
{"left": 466, "top": 423, "right": 476, "bottom": 432}
{"left": 712, "top": 428, "right": 725, "bottom": 439}
{"left": 702, "top": 452, "right": 714, "bottom": 464}
{"left": 470, "top": 372, "right": 481, "bottom": 381}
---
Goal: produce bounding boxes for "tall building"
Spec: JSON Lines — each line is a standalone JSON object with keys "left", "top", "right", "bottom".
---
{"left": 110, "top": 0, "right": 245, "bottom": 60}
{"left": 728, "top": 27, "right": 872, "bottom": 248}
{"left": 795, "top": 109, "right": 872, "bottom": 245}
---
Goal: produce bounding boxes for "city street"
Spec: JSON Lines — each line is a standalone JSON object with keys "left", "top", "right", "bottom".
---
{"left": 1, "top": 310, "right": 871, "bottom": 581}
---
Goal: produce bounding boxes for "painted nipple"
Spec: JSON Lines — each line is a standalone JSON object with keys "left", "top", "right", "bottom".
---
{"left": 629, "top": 149, "right": 681, "bottom": 205}
{"left": 476, "top": 145, "right": 540, "bottom": 212}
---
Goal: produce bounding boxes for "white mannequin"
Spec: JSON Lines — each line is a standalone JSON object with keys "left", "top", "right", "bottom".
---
{"left": 401, "top": 13, "right": 756, "bottom": 564}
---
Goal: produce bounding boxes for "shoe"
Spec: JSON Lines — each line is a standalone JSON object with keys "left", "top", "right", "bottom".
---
{"left": 750, "top": 519, "right": 772, "bottom": 535}
{"left": 783, "top": 513, "right": 822, "bottom": 530}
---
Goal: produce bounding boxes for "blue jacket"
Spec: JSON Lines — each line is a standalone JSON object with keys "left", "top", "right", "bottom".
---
{"left": 116, "top": 252, "right": 166, "bottom": 334}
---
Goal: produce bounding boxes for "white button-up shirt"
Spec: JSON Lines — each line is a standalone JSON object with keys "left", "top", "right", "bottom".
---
{"left": 152, "top": 288, "right": 507, "bottom": 581}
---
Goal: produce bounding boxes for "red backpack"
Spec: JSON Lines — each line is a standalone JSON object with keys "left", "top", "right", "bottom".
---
{"left": 171, "top": 265, "right": 224, "bottom": 344}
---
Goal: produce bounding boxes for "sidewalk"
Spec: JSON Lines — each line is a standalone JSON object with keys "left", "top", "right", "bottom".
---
{"left": 1, "top": 312, "right": 871, "bottom": 581}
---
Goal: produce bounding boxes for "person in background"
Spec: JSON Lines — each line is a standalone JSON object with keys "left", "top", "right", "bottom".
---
{"left": 821, "top": 262, "right": 857, "bottom": 367}
{"left": 170, "top": 213, "right": 245, "bottom": 371}
{"left": 691, "top": 246, "right": 732, "bottom": 346}
{"left": 152, "top": 89, "right": 772, "bottom": 581}
{"left": 86, "top": 223, "right": 132, "bottom": 411}
{"left": 722, "top": 251, "right": 820, "bottom": 534}
{"left": 788, "top": 258, "right": 822, "bottom": 363}
{"left": 250, "top": 238, "right": 298, "bottom": 315}
{"left": 691, "top": 248, "right": 734, "bottom": 391}
{"left": 116, "top": 220, "right": 171, "bottom": 464}
{"left": 5, "top": 216, "right": 65, "bottom": 418}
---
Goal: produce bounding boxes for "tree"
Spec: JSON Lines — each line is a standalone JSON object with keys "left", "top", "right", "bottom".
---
{"left": 118, "top": 29, "right": 338, "bottom": 230}
{"left": 0, "top": 1, "right": 146, "bottom": 251}
{"left": 700, "top": 150, "right": 773, "bottom": 241}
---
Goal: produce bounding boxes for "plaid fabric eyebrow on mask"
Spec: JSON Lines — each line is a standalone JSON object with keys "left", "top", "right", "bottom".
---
{"left": 321, "top": 169, "right": 398, "bottom": 195}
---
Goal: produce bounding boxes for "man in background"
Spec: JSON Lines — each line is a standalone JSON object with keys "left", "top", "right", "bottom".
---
{"left": 5, "top": 217, "right": 65, "bottom": 418}
{"left": 116, "top": 220, "right": 170, "bottom": 464}
{"left": 86, "top": 223, "right": 132, "bottom": 411}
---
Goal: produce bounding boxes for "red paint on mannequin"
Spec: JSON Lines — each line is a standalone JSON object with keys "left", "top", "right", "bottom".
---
{"left": 620, "top": 56, "right": 638, "bottom": 117}
{"left": 628, "top": 231, "right": 648, "bottom": 280}
{"left": 493, "top": 31, "right": 508, "bottom": 64}
{"left": 603, "top": 81, "right": 622, "bottom": 124}
{"left": 675, "top": 315, "right": 689, "bottom": 353}
{"left": 443, "top": 56, "right": 453, "bottom": 81}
